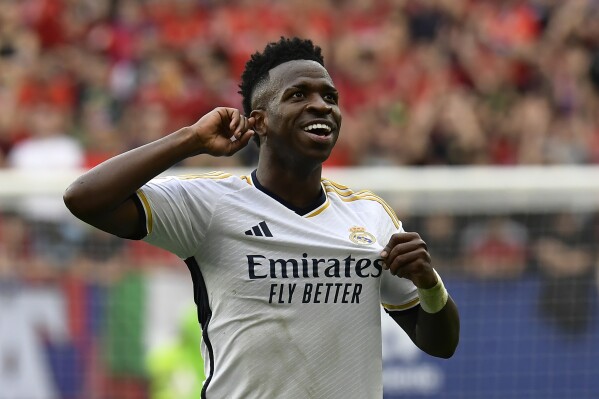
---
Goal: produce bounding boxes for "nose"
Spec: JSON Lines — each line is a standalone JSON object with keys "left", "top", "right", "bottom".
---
{"left": 306, "top": 94, "right": 332, "bottom": 114}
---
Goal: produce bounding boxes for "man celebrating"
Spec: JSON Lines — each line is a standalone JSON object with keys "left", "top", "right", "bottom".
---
{"left": 64, "top": 37, "right": 459, "bottom": 398}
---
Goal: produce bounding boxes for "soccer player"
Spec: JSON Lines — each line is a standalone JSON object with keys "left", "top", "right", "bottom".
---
{"left": 64, "top": 37, "right": 459, "bottom": 398}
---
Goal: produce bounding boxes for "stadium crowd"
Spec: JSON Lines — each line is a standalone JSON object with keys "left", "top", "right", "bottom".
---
{"left": 1, "top": 0, "right": 599, "bottom": 398}
{"left": 1, "top": 0, "right": 599, "bottom": 168}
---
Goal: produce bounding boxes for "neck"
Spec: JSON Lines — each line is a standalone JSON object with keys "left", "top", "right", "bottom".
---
{"left": 255, "top": 158, "right": 323, "bottom": 210}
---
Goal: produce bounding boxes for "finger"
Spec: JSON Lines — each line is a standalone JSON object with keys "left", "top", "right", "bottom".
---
{"left": 386, "top": 248, "right": 431, "bottom": 276}
{"left": 381, "top": 240, "right": 396, "bottom": 269}
{"left": 381, "top": 232, "right": 421, "bottom": 258}
{"left": 239, "top": 129, "right": 255, "bottom": 146}
{"left": 228, "top": 130, "right": 255, "bottom": 154}
{"left": 393, "top": 259, "right": 429, "bottom": 280}
{"left": 240, "top": 117, "right": 252, "bottom": 137}
{"left": 227, "top": 108, "right": 241, "bottom": 130}
{"left": 385, "top": 239, "right": 427, "bottom": 264}
{"left": 231, "top": 114, "right": 252, "bottom": 138}
{"left": 237, "top": 116, "right": 257, "bottom": 139}
{"left": 236, "top": 116, "right": 250, "bottom": 138}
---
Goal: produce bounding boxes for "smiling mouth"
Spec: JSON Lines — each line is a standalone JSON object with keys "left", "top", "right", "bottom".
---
{"left": 303, "top": 123, "right": 333, "bottom": 136}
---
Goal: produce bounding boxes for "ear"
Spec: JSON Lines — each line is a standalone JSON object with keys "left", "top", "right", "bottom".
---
{"left": 250, "top": 109, "right": 267, "bottom": 141}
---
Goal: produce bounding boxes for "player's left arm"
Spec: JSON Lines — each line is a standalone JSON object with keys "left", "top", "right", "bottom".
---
{"left": 381, "top": 232, "right": 460, "bottom": 359}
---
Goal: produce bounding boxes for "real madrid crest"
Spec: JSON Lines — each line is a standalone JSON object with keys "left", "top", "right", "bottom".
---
{"left": 349, "top": 226, "right": 376, "bottom": 245}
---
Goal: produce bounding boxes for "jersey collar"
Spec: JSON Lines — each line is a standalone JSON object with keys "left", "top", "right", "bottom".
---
{"left": 250, "top": 169, "right": 327, "bottom": 216}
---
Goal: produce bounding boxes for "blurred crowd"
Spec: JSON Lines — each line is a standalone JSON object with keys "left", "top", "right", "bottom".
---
{"left": 1, "top": 0, "right": 599, "bottom": 168}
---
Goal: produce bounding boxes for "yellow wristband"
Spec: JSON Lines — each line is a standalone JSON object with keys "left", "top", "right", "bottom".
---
{"left": 417, "top": 269, "right": 449, "bottom": 314}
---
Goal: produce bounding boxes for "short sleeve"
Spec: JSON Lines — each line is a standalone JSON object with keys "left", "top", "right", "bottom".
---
{"left": 380, "top": 272, "right": 420, "bottom": 312}
{"left": 377, "top": 213, "right": 420, "bottom": 312}
{"left": 136, "top": 176, "right": 223, "bottom": 259}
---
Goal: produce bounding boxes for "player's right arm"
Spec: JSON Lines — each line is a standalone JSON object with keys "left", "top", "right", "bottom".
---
{"left": 63, "top": 107, "right": 254, "bottom": 239}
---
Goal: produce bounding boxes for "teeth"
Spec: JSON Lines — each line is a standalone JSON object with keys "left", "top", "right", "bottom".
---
{"left": 304, "top": 123, "right": 332, "bottom": 133}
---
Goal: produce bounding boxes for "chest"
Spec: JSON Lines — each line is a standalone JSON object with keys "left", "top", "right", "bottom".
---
{"left": 197, "top": 197, "right": 387, "bottom": 305}
{"left": 206, "top": 194, "right": 385, "bottom": 260}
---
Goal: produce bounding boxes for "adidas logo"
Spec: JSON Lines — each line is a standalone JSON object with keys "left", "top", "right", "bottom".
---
{"left": 244, "top": 221, "right": 273, "bottom": 237}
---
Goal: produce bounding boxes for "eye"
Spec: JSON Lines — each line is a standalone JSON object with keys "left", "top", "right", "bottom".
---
{"left": 324, "top": 93, "right": 338, "bottom": 103}
{"left": 292, "top": 91, "right": 305, "bottom": 99}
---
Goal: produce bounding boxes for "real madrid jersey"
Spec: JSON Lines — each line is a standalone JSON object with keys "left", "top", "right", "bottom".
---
{"left": 135, "top": 170, "right": 419, "bottom": 399}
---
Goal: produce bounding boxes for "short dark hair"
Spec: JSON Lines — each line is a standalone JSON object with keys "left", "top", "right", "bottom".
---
{"left": 238, "top": 37, "right": 325, "bottom": 118}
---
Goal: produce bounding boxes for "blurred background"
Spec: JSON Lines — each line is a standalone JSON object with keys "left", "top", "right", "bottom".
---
{"left": 1, "top": 0, "right": 599, "bottom": 398}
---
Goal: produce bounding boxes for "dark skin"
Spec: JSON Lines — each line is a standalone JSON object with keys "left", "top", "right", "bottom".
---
{"left": 64, "top": 59, "right": 459, "bottom": 359}
{"left": 251, "top": 61, "right": 342, "bottom": 207}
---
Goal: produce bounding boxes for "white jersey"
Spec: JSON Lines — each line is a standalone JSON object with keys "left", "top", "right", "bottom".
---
{"left": 136, "top": 170, "right": 419, "bottom": 399}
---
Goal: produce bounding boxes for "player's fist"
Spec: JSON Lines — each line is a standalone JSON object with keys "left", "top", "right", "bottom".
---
{"left": 188, "top": 107, "right": 255, "bottom": 157}
{"left": 380, "top": 232, "right": 437, "bottom": 289}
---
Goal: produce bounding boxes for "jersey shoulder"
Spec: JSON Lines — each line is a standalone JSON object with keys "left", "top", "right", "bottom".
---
{"left": 321, "top": 177, "right": 401, "bottom": 229}
{"left": 170, "top": 170, "right": 247, "bottom": 183}
{"left": 151, "top": 171, "right": 250, "bottom": 191}
{"left": 139, "top": 171, "right": 252, "bottom": 212}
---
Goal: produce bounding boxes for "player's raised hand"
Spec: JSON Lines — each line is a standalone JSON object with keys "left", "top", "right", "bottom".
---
{"left": 188, "top": 107, "right": 255, "bottom": 157}
{"left": 380, "top": 232, "right": 438, "bottom": 289}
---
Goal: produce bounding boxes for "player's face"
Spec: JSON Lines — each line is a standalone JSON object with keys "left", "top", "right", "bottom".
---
{"left": 258, "top": 60, "right": 342, "bottom": 166}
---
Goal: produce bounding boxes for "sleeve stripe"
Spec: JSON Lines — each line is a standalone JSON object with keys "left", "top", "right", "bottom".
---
{"left": 177, "top": 172, "right": 232, "bottom": 180}
{"left": 382, "top": 297, "right": 420, "bottom": 311}
{"left": 353, "top": 192, "right": 400, "bottom": 229}
{"left": 136, "top": 189, "right": 153, "bottom": 235}
{"left": 322, "top": 181, "right": 401, "bottom": 229}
